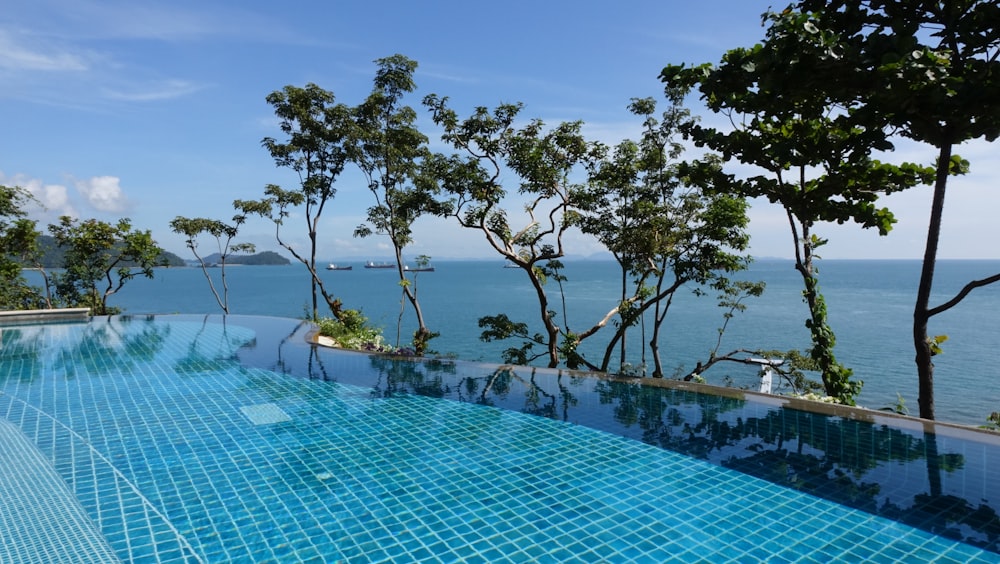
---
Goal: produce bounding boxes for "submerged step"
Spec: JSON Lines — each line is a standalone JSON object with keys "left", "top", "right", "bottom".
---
{"left": 0, "top": 419, "right": 121, "bottom": 564}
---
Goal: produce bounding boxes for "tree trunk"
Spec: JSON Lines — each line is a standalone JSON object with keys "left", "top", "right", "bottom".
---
{"left": 526, "top": 270, "right": 560, "bottom": 368}
{"left": 913, "top": 142, "right": 952, "bottom": 420}
{"left": 618, "top": 262, "right": 627, "bottom": 370}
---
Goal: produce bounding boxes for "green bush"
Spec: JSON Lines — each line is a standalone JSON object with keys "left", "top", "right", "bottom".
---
{"left": 316, "top": 310, "right": 394, "bottom": 353}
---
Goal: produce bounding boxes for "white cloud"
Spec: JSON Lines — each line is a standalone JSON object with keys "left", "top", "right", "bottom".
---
{"left": 0, "top": 30, "right": 89, "bottom": 72}
{"left": 75, "top": 175, "right": 129, "bottom": 212}
{"left": 0, "top": 172, "right": 78, "bottom": 218}
{"left": 37, "top": 182, "right": 74, "bottom": 215}
{"left": 102, "top": 79, "right": 204, "bottom": 102}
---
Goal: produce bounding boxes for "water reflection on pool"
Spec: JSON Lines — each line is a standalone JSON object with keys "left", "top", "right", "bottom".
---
{"left": 1, "top": 314, "right": 997, "bottom": 562}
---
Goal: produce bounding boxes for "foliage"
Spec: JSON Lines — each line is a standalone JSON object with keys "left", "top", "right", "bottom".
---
{"left": 732, "top": 0, "right": 1000, "bottom": 419}
{"left": 984, "top": 411, "right": 1000, "bottom": 432}
{"left": 170, "top": 213, "right": 255, "bottom": 314}
{"left": 316, "top": 310, "right": 400, "bottom": 354}
{"left": 352, "top": 55, "right": 448, "bottom": 355}
{"left": 242, "top": 82, "right": 353, "bottom": 322}
{"left": 660, "top": 6, "right": 941, "bottom": 404}
{"left": 423, "top": 95, "right": 601, "bottom": 368}
{"left": 477, "top": 313, "right": 546, "bottom": 366}
{"left": 574, "top": 94, "right": 757, "bottom": 376}
{"left": 880, "top": 393, "right": 910, "bottom": 416}
{"left": 15, "top": 234, "right": 182, "bottom": 268}
{"left": 0, "top": 185, "right": 50, "bottom": 309}
{"left": 47, "top": 216, "right": 164, "bottom": 315}
{"left": 21, "top": 234, "right": 187, "bottom": 268}
{"left": 830, "top": 0, "right": 998, "bottom": 420}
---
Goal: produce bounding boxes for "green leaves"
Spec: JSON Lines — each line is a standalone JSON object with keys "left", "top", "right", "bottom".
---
{"left": 169, "top": 214, "right": 255, "bottom": 314}
{"left": 927, "top": 334, "right": 949, "bottom": 356}
{"left": 48, "top": 216, "right": 164, "bottom": 315}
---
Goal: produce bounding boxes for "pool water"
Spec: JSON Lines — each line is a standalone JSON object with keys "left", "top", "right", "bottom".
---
{"left": 1, "top": 315, "right": 998, "bottom": 562}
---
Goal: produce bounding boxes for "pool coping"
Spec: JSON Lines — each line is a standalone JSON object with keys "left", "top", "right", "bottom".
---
{"left": 0, "top": 308, "right": 90, "bottom": 325}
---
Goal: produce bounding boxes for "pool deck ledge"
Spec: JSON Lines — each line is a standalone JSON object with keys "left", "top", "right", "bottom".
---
{"left": 0, "top": 308, "right": 90, "bottom": 324}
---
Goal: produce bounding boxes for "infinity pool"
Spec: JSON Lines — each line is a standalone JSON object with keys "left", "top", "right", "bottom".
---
{"left": 1, "top": 315, "right": 998, "bottom": 562}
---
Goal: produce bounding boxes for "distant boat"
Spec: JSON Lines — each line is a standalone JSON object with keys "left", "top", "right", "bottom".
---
{"left": 326, "top": 264, "right": 352, "bottom": 271}
{"left": 404, "top": 265, "right": 435, "bottom": 272}
{"left": 503, "top": 262, "right": 520, "bottom": 268}
{"left": 364, "top": 261, "right": 395, "bottom": 269}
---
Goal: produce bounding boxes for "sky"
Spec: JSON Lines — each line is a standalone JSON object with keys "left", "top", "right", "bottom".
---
{"left": 2, "top": 0, "right": 997, "bottom": 261}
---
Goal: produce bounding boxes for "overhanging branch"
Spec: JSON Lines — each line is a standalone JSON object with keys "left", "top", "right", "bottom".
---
{"left": 927, "top": 272, "right": 1000, "bottom": 317}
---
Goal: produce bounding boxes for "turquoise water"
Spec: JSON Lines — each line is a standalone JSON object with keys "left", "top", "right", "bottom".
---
{"left": 27, "top": 259, "right": 1000, "bottom": 426}
{"left": 1, "top": 315, "right": 997, "bottom": 562}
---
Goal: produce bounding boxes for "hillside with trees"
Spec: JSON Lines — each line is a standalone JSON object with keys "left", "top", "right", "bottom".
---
{"left": 200, "top": 251, "right": 290, "bottom": 265}
{"left": 29, "top": 235, "right": 185, "bottom": 268}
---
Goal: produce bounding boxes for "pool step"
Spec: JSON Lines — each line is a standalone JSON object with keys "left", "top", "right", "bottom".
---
{"left": 0, "top": 419, "right": 122, "bottom": 564}
{"left": 239, "top": 402, "right": 292, "bottom": 425}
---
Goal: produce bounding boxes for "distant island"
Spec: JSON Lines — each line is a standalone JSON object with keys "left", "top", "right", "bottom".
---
{"left": 29, "top": 235, "right": 186, "bottom": 267}
{"left": 198, "top": 251, "right": 290, "bottom": 266}
{"left": 24, "top": 235, "right": 289, "bottom": 267}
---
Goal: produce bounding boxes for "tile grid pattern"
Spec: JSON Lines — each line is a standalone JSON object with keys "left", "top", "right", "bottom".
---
{"left": 0, "top": 418, "right": 121, "bottom": 564}
{"left": 1, "top": 319, "right": 997, "bottom": 562}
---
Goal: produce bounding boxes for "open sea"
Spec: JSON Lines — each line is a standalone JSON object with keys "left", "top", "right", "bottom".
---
{"left": 29, "top": 259, "right": 1000, "bottom": 427}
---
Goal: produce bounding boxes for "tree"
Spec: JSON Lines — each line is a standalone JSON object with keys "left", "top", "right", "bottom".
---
{"left": 352, "top": 55, "right": 448, "bottom": 355}
{"left": 661, "top": 8, "right": 935, "bottom": 404}
{"left": 0, "top": 185, "right": 50, "bottom": 309}
{"left": 784, "top": 0, "right": 1000, "bottom": 419}
{"left": 423, "top": 96, "right": 610, "bottom": 368}
{"left": 48, "top": 216, "right": 164, "bottom": 315}
{"left": 169, "top": 213, "right": 255, "bottom": 314}
{"left": 576, "top": 95, "right": 757, "bottom": 377}
{"left": 244, "top": 83, "right": 353, "bottom": 321}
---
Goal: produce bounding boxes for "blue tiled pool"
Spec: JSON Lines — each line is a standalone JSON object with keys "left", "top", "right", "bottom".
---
{"left": 1, "top": 315, "right": 998, "bottom": 562}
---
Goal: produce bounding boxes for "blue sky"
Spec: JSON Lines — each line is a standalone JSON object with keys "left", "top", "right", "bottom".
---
{"left": 2, "top": 0, "right": 996, "bottom": 260}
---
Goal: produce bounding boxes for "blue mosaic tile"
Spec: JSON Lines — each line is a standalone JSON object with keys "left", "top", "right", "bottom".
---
{"left": 1, "top": 316, "right": 999, "bottom": 562}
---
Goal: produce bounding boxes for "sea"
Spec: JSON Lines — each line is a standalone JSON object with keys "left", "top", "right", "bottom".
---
{"left": 27, "top": 259, "right": 1000, "bottom": 427}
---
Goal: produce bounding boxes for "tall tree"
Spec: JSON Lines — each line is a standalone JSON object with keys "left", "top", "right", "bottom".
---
{"left": 784, "top": 0, "right": 1000, "bottom": 418}
{"left": 352, "top": 55, "right": 447, "bottom": 355}
{"left": 246, "top": 83, "right": 352, "bottom": 321}
{"left": 169, "top": 213, "right": 255, "bottom": 314}
{"left": 422, "top": 96, "right": 600, "bottom": 368}
{"left": 662, "top": 9, "right": 935, "bottom": 404}
{"left": 48, "top": 216, "right": 164, "bottom": 315}
{"left": 576, "top": 95, "right": 756, "bottom": 376}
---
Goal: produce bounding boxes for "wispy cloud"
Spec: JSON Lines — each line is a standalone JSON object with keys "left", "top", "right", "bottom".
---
{"left": 26, "top": 0, "right": 308, "bottom": 44}
{"left": 1, "top": 0, "right": 307, "bottom": 108}
{"left": 0, "top": 30, "right": 89, "bottom": 72}
{"left": 102, "top": 79, "right": 206, "bottom": 102}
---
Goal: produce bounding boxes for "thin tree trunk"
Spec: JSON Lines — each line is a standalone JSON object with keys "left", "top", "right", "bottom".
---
{"left": 914, "top": 142, "right": 952, "bottom": 420}
{"left": 526, "top": 269, "right": 560, "bottom": 368}
{"left": 618, "top": 257, "right": 627, "bottom": 370}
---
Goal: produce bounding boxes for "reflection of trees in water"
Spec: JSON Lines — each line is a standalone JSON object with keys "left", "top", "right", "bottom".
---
{"left": 0, "top": 326, "right": 47, "bottom": 384}
{"left": 366, "top": 358, "right": 579, "bottom": 422}
{"left": 368, "top": 356, "right": 455, "bottom": 399}
{"left": 594, "top": 379, "right": 999, "bottom": 553}
{"left": 237, "top": 319, "right": 335, "bottom": 403}
{"left": 115, "top": 315, "right": 169, "bottom": 363}
{"left": 462, "top": 366, "right": 574, "bottom": 420}
{"left": 308, "top": 350, "right": 998, "bottom": 553}
{"left": 173, "top": 315, "right": 242, "bottom": 376}
{"left": 51, "top": 315, "right": 170, "bottom": 378}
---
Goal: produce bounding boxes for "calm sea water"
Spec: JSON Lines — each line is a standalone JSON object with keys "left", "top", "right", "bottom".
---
{"left": 31, "top": 259, "right": 1000, "bottom": 426}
